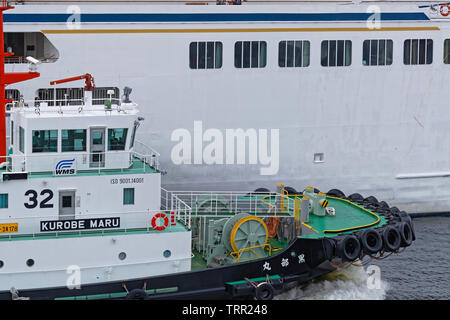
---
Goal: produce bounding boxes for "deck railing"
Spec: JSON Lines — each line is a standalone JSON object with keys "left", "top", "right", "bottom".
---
{"left": 166, "top": 191, "right": 295, "bottom": 218}
{"left": 1, "top": 145, "right": 160, "bottom": 175}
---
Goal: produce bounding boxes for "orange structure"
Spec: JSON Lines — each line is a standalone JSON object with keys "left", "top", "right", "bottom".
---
{"left": 0, "top": 0, "right": 40, "bottom": 159}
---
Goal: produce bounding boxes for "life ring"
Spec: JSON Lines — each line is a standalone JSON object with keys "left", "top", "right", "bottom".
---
{"left": 151, "top": 213, "right": 169, "bottom": 231}
{"left": 441, "top": 4, "right": 450, "bottom": 17}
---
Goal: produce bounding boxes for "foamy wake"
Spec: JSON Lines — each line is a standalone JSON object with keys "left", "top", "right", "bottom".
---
{"left": 275, "top": 265, "right": 390, "bottom": 300}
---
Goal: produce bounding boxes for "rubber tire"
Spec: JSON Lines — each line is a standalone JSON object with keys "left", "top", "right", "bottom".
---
{"left": 336, "top": 235, "right": 361, "bottom": 261}
{"left": 364, "top": 196, "right": 379, "bottom": 205}
{"left": 283, "top": 186, "right": 298, "bottom": 195}
{"left": 381, "top": 226, "right": 401, "bottom": 252}
{"left": 327, "top": 189, "right": 346, "bottom": 199}
{"left": 360, "top": 229, "right": 383, "bottom": 255}
{"left": 397, "top": 222, "right": 413, "bottom": 247}
{"left": 253, "top": 188, "right": 270, "bottom": 194}
{"left": 255, "top": 282, "right": 274, "bottom": 300}
{"left": 379, "top": 201, "right": 389, "bottom": 208}
{"left": 126, "top": 289, "right": 148, "bottom": 300}
{"left": 347, "top": 193, "right": 364, "bottom": 202}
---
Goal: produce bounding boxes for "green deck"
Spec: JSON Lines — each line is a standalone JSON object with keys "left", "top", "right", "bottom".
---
{"left": 299, "top": 197, "right": 388, "bottom": 239}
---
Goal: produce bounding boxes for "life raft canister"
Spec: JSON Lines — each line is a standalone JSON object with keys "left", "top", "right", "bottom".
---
{"left": 441, "top": 4, "right": 450, "bottom": 16}
{"left": 151, "top": 212, "right": 169, "bottom": 231}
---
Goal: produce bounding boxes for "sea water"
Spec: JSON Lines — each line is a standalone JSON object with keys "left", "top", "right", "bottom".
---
{"left": 275, "top": 216, "right": 450, "bottom": 300}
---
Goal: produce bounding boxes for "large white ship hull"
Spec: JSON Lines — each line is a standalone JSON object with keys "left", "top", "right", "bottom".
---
{"left": 4, "top": 2, "right": 450, "bottom": 214}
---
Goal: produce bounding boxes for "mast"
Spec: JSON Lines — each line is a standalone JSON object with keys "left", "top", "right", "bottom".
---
{"left": 0, "top": 0, "right": 40, "bottom": 160}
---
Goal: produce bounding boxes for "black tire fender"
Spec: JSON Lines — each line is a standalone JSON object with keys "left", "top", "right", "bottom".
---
{"left": 381, "top": 225, "right": 401, "bottom": 252}
{"left": 397, "top": 222, "right": 413, "bottom": 247}
{"left": 126, "top": 289, "right": 148, "bottom": 300}
{"left": 347, "top": 193, "right": 364, "bottom": 202}
{"left": 255, "top": 282, "right": 274, "bottom": 300}
{"left": 336, "top": 235, "right": 361, "bottom": 261}
{"left": 327, "top": 189, "right": 346, "bottom": 199}
{"left": 360, "top": 229, "right": 383, "bottom": 255}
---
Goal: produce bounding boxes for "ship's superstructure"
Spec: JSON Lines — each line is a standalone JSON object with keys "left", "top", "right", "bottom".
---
{"left": 4, "top": 1, "right": 450, "bottom": 214}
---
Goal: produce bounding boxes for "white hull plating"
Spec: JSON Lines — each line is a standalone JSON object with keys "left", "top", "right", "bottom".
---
{"left": 4, "top": 2, "right": 450, "bottom": 213}
{"left": 0, "top": 231, "right": 191, "bottom": 291}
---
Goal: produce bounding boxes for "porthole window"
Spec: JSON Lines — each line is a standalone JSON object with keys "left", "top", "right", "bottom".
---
{"left": 26, "top": 259, "right": 34, "bottom": 267}
{"left": 0, "top": 260, "right": 4, "bottom": 268}
{"left": 163, "top": 250, "right": 171, "bottom": 258}
{"left": 118, "top": 252, "right": 127, "bottom": 260}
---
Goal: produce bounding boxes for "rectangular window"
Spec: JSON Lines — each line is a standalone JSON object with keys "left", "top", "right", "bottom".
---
{"left": 32, "top": 130, "right": 58, "bottom": 153}
{"left": 62, "top": 129, "right": 87, "bottom": 152}
{"left": 129, "top": 124, "right": 137, "bottom": 149}
{"left": 234, "top": 41, "right": 267, "bottom": 68}
{"left": 123, "top": 188, "right": 135, "bottom": 205}
{"left": 362, "top": 39, "right": 393, "bottom": 66}
{"left": 10, "top": 120, "right": 13, "bottom": 146}
{"left": 189, "top": 41, "right": 223, "bottom": 69}
{"left": 444, "top": 39, "right": 450, "bottom": 64}
{"left": 321, "top": 40, "right": 352, "bottom": 67}
{"left": 404, "top": 39, "right": 433, "bottom": 65}
{"left": 19, "top": 126, "right": 24, "bottom": 153}
{"left": 0, "top": 194, "right": 8, "bottom": 209}
{"left": 108, "top": 128, "right": 128, "bottom": 151}
{"left": 278, "top": 40, "right": 310, "bottom": 68}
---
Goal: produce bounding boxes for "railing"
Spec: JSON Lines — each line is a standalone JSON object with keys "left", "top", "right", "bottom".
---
{"left": 134, "top": 140, "right": 161, "bottom": 171}
{"left": 229, "top": 243, "right": 272, "bottom": 263}
{"left": 6, "top": 97, "right": 127, "bottom": 111}
{"left": 1, "top": 147, "right": 160, "bottom": 175}
{"left": 161, "top": 188, "right": 193, "bottom": 228}
{"left": 4, "top": 56, "right": 58, "bottom": 64}
{"left": 168, "top": 191, "right": 295, "bottom": 218}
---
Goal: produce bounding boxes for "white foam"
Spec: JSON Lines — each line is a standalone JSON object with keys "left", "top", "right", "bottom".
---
{"left": 275, "top": 265, "right": 390, "bottom": 300}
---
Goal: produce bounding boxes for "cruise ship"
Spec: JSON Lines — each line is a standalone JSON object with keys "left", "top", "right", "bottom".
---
{"left": 3, "top": 0, "right": 450, "bottom": 214}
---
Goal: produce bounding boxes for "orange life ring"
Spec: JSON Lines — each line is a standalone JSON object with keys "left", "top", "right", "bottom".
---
{"left": 441, "top": 4, "right": 450, "bottom": 17}
{"left": 151, "top": 213, "right": 169, "bottom": 231}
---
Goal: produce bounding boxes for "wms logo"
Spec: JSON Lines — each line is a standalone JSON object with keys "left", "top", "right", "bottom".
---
{"left": 54, "top": 159, "right": 77, "bottom": 176}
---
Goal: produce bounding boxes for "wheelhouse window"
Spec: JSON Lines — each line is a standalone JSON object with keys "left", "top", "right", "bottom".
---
{"left": 19, "top": 126, "right": 24, "bottom": 153}
{"left": 443, "top": 39, "right": 450, "bottom": 64}
{"left": 404, "top": 39, "right": 433, "bottom": 65}
{"left": 10, "top": 120, "right": 13, "bottom": 146}
{"left": 108, "top": 128, "right": 128, "bottom": 151}
{"left": 234, "top": 41, "right": 267, "bottom": 68}
{"left": 32, "top": 130, "right": 58, "bottom": 153}
{"left": 278, "top": 40, "right": 310, "bottom": 68}
{"left": 129, "top": 123, "right": 137, "bottom": 149}
{"left": 62, "top": 129, "right": 87, "bottom": 152}
{"left": 0, "top": 194, "right": 8, "bottom": 209}
{"left": 362, "top": 39, "right": 393, "bottom": 66}
{"left": 321, "top": 40, "right": 352, "bottom": 67}
{"left": 189, "top": 41, "right": 223, "bottom": 69}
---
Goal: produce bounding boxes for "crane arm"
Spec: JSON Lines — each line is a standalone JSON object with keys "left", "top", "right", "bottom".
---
{"left": 50, "top": 73, "right": 95, "bottom": 91}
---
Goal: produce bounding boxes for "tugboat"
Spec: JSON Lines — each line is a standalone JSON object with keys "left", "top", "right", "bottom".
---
{"left": 0, "top": 2, "right": 415, "bottom": 300}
